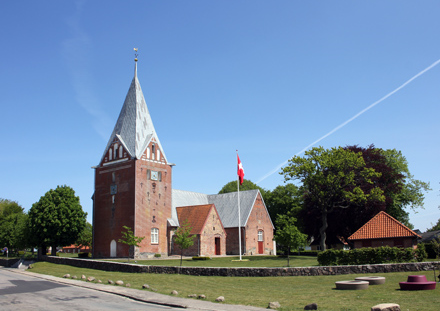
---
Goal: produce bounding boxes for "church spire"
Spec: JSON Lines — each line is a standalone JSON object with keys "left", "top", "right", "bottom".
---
{"left": 134, "top": 48, "right": 138, "bottom": 77}
{"left": 99, "top": 49, "right": 168, "bottom": 165}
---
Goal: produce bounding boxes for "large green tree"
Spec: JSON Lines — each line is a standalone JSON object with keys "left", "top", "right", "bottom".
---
{"left": 75, "top": 222, "right": 92, "bottom": 249}
{"left": 282, "top": 146, "right": 385, "bottom": 250}
{"left": 0, "top": 199, "right": 27, "bottom": 254}
{"left": 265, "top": 184, "right": 303, "bottom": 230}
{"left": 28, "top": 185, "right": 87, "bottom": 256}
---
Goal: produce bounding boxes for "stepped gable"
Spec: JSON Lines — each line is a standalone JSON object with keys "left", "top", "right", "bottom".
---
{"left": 348, "top": 211, "right": 421, "bottom": 241}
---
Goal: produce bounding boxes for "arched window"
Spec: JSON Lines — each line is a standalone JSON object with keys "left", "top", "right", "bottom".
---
{"left": 119, "top": 145, "right": 123, "bottom": 158}
{"left": 109, "top": 148, "right": 113, "bottom": 161}
{"left": 114, "top": 143, "right": 118, "bottom": 159}
{"left": 157, "top": 149, "right": 161, "bottom": 161}
{"left": 146, "top": 147, "right": 150, "bottom": 159}
{"left": 151, "top": 144, "right": 156, "bottom": 160}
{"left": 258, "top": 230, "right": 264, "bottom": 242}
{"left": 110, "top": 240, "right": 117, "bottom": 257}
{"left": 151, "top": 228, "right": 159, "bottom": 244}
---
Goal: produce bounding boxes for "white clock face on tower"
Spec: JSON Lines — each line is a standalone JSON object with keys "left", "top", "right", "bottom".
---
{"left": 151, "top": 171, "right": 158, "bottom": 181}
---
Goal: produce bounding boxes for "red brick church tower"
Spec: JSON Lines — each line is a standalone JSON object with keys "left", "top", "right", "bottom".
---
{"left": 92, "top": 57, "right": 173, "bottom": 258}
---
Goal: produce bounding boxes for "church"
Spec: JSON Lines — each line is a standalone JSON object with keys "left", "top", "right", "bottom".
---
{"left": 92, "top": 57, "right": 274, "bottom": 258}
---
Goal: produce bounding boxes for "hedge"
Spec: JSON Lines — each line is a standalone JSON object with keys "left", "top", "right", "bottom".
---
{"left": 317, "top": 245, "right": 427, "bottom": 266}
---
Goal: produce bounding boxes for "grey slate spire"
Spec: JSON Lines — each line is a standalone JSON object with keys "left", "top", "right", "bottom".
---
{"left": 100, "top": 60, "right": 167, "bottom": 163}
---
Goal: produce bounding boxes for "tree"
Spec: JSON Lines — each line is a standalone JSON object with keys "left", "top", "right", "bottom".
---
{"left": 218, "top": 179, "right": 268, "bottom": 198}
{"left": 382, "top": 148, "right": 430, "bottom": 226}
{"left": 173, "top": 220, "right": 196, "bottom": 270}
{"left": 76, "top": 222, "right": 92, "bottom": 249}
{"left": 28, "top": 185, "right": 87, "bottom": 257}
{"left": 282, "top": 146, "right": 385, "bottom": 250}
{"left": 265, "top": 184, "right": 303, "bottom": 230}
{"left": 0, "top": 199, "right": 27, "bottom": 254}
{"left": 274, "top": 214, "right": 307, "bottom": 267}
{"left": 118, "top": 225, "right": 145, "bottom": 262}
{"left": 427, "top": 219, "right": 440, "bottom": 232}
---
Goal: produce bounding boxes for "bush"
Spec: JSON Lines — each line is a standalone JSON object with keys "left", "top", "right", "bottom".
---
{"left": 424, "top": 243, "right": 437, "bottom": 259}
{"left": 192, "top": 256, "right": 211, "bottom": 260}
{"left": 78, "top": 252, "right": 90, "bottom": 258}
{"left": 317, "top": 246, "right": 426, "bottom": 266}
{"left": 154, "top": 253, "right": 161, "bottom": 258}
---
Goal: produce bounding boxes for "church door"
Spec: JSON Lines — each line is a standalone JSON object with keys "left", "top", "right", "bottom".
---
{"left": 215, "top": 237, "right": 221, "bottom": 255}
{"left": 110, "top": 240, "right": 117, "bottom": 257}
{"left": 258, "top": 230, "right": 264, "bottom": 254}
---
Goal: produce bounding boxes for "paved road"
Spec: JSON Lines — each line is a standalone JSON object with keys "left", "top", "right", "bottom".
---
{"left": 0, "top": 267, "right": 267, "bottom": 311}
{"left": 0, "top": 268, "right": 181, "bottom": 311}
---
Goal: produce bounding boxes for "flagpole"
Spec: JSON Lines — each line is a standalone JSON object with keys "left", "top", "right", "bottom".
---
{"left": 236, "top": 151, "right": 242, "bottom": 261}
{"left": 237, "top": 172, "right": 242, "bottom": 261}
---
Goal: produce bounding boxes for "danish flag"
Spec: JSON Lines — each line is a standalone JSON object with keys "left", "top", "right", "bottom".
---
{"left": 237, "top": 154, "right": 245, "bottom": 185}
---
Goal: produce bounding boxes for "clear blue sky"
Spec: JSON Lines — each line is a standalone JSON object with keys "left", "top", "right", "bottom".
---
{"left": 1, "top": 1, "right": 439, "bottom": 231}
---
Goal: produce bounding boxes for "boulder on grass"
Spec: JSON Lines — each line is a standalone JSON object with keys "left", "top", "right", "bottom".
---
{"left": 171, "top": 290, "right": 178, "bottom": 295}
{"left": 63, "top": 274, "right": 70, "bottom": 278}
{"left": 108, "top": 280, "right": 114, "bottom": 285}
{"left": 188, "top": 294, "right": 197, "bottom": 298}
{"left": 115, "top": 280, "right": 124, "bottom": 286}
{"left": 87, "top": 277, "right": 95, "bottom": 282}
{"left": 198, "top": 294, "right": 206, "bottom": 299}
{"left": 142, "top": 284, "right": 150, "bottom": 289}
{"left": 371, "top": 303, "right": 400, "bottom": 311}
{"left": 268, "top": 301, "right": 281, "bottom": 309}
{"left": 216, "top": 296, "right": 225, "bottom": 302}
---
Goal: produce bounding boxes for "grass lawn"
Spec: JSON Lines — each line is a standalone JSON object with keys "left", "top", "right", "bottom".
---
{"left": 105, "top": 255, "right": 319, "bottom": 267}
{"left": 29, "top": 261, "right": 440, "bottom": 311}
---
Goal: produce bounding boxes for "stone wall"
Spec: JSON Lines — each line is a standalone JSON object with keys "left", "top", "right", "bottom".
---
{"left": 0, "top": 258, "right": 20, "bottom": 267}
{"left": 43, "top": 256, "right": 440, "bottom": 277}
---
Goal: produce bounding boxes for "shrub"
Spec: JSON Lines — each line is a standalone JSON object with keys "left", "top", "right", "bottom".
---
{"left": 192, "top": 256, "right": 211, "bottom": 260}
{"left": 78, "top": 252, "right": 90, "bottom": 258}
{"left": 317, "top": 246, "right": 424, "bottom": 266}
{"left": 154, "top": 253, "right": 161, "bottom": 258}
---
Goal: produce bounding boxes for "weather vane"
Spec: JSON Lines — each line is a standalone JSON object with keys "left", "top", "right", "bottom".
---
{"left": 134, "top": 48, "right": 138, "bottom": 62}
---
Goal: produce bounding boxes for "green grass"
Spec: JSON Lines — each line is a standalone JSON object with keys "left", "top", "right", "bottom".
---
{"left": 29, "top": 261, "right": 440, "bottom": 310}
{"left": 106, "top": 255, "right": 319, "bottom": 267}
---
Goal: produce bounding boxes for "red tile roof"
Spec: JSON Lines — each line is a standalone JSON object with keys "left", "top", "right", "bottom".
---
{"left": 62, "top": 244, "right": 90, "bottom": 250}
{"left": 348, "top": 211, "right": 421, "bottom": 240}
{"left": 176, "top": 204, "right": 215, "bottom": 235}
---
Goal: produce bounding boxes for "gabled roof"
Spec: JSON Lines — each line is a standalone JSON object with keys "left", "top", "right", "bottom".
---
{"left": 100, "top": 62, "right": 167, "bottom": 163}
{"left": 176, "top": 204, "right": 218, "bottom": 235}
{"left": 171, "top": 189, "right": 274, "bottom": 229}
{"left": 348, "top": 211, "right": 421, "bottom": 240}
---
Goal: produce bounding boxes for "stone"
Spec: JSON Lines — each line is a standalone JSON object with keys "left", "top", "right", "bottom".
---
{"left": 142, "top": 284, "right": 150, "bottom": 289}
{"left": 216, "top": 296, "right": 225, "bottom": 302}
{"left": 97, "top": 280, "right": 102, "bottom": 283}
{"left": 188, "top": 294, "right": 197, "bottom": 298}
{"left": 115, "top": 280, "right": 124, "bottom": 286}
{"left": 71, "top": 275, "right": 77, "bottom": 279}
{"left": 108, "top": 280, "right": 114, "bottom": 285}
{"left": 268, "top": 301, "right": 281, "bottom": 309}
{"left": 171, "top": 290, "right": 178, "bottom": 295}
{"left": 304, "top": 303, "right": 318, "bottom": 310}
{"left": 63, "top": 274, "right": 70, "bottom": 278}
{"left": 151, "top": 288, "right": 158, "bottom": 292}
{"left": 87, "top": 277, "right": 95, "bottom": 282}
{"left": 81, "top": 275, "right": 86, "bottom": 280}
{"left": 126, "top": 283, "right": 131, "bottom": 287}
{"left": 371, "top": 303, "right": 401, "bottom": 311}
{"left": 198, "top": 294, "right": 206, "bottom": 299}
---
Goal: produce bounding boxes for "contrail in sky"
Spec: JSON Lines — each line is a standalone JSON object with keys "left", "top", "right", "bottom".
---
{"left": 256, "top": 58, "right": 440, "bottom": 185}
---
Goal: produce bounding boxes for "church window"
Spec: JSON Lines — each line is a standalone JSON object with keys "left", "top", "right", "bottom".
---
{"left": 147, "top": 147, "right": 150, "bottom": 159}
{"left": 158, "top": 171, "right": 162, "bottom": 182}
{"left": 114, "top": 143, "right": 118, "bottom": 159}
{"left": 157, "top": 149, "right": 160, "bottom": 161}
{"left": 151, "top": 228, "right": 159, "bottom": 244}
{"left": 119, "top": 145, "right": 123, "bottom": 158}
{"left": 109, "top": 148, "right": 113, "bottom": 161}
{"left": 112, "top": 172, "right": 115, "bottom": 182}
{"left": 258, "top": 230, "right": 264, "bottom": 242}
{"left": 151, "top": 144, "right": 156, "bottom": 160}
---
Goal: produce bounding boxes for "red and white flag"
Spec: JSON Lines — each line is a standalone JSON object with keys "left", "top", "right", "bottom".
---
{"left": 237, "top": 154, "right": 245, "bottom": 185}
